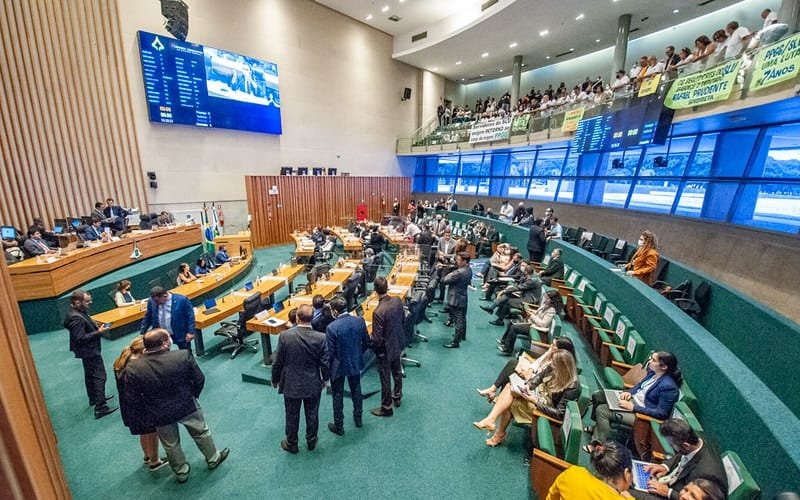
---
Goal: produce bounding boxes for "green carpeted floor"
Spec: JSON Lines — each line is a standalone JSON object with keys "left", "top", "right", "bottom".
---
{"left": 27, "top": 245, "right": 595, "bottom": 499}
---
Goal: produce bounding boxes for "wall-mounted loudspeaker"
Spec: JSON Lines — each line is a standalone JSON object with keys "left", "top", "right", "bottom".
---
{"left": 147, "top": 171, "right": 158, "bottom": 189}
{"left": 402, "top": 87, "right": 412, "bottom": 101}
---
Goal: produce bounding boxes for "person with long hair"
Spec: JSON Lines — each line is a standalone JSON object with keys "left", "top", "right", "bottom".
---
{"left": 584, "top": 351, "right": 682, "bottom": 450}
{"left": 195, "top": 258, "right": 211, "bottom": 276}
{"left": 547, "top": 440, "right": 633, "bottom": 499}
{"left": 692, "top": 35, "right": 717, "bottom": 69}
{"left": 113, "top": 337, "right": 167, "bottom": 471}
{"left": 496, "top": 288, "right": 564, "bottom": 355}
{"left": 176, "top": 262, "right": 197, "bottom": 286}
{"left": 473, "top": 349, "right": 579, "bottom": 447}
{"left": 114, "top": 279, "right": 136, "bottom": 308}
{"left": 626, "top": 230, "right": 659, "bottom": 285}
{"left": 477, "top": 336, "right": 576, "bottom": 402}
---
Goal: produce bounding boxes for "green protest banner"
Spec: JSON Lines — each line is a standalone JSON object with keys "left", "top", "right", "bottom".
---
{"left": 750, "top": 32, "right": 800, "bottom": 91}
{"left": 510, "top": 113, "right": 532, "bottom": 134}
{"left": 664, "top": 59, "right": 741, "bottom": 110}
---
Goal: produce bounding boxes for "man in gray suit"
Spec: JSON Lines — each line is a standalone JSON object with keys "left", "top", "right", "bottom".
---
{"left": 271, "top": 304, "right": 329, "bottom": 453}
{"left": 370, "top": 277, "right": 405, "bottom": 417}
{"left": 443, "top": 252, "right": 473, "bottom": 348}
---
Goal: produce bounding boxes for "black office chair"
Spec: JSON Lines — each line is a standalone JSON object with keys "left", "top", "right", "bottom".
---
{"left": 673, "top": 281, "right": 711, "bottom": 321}
{"left": 147, "top": 277, "right": 164, "bottom": 291}
{"left": 214, "top": 291, "right": 261, "bottom": 359}
{"left": 166, "top": 269, "right": 179, "bottom": 288}
{"left": 400, "top": 309, "right": 421, "bottom": 375}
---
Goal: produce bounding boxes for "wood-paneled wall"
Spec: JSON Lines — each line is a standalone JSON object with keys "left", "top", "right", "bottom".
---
{"left": 246, "top": 176, "right": 411, "bottom": 247}
{"left": 0, "top": 259, "right": 70, "bottom": 499}
{"left": 0, "top": 0, "right": 147, "bottom": 232}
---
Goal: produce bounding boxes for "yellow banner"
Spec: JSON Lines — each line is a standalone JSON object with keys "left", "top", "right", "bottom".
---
{"left": 561, "top": 107, "right": 585, "bottom": 133}
{"left": 750, "top": 31, "right": 800, "bottom": 91}
{"left": 664, "top": 60, "right": 741, "bottom": 110}
{"left": 638, "top": 73, "right": 661, "bottom": 97}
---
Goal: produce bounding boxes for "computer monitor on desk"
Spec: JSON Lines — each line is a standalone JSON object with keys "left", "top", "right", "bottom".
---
{"left": 81, "top": 216, "right": 93, "bottom": 226}
{"left": 68, "top": 218, "right": 81, "bottom": 232}
{"left": 53, "top": 219, "right": 67, "bottom": 235}
{"left": 1, "top": 226, "right": 16, "bottom": 240}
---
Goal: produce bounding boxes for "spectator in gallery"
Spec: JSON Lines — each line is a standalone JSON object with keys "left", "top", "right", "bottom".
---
{"left": 724, "top": 21, "right": 751, "bottom": 59}
{"left": 471, "top": 200, "right": 485, "bottom": 216}
{"left": 761, "top": 8, "right": 778, "bottom": 30}
{"left": 498, "top": 200, "right": 515, "bottom": 222}
{"left": 665, "top": 46, "right": 681, "bottom": 68}
{"left": 692, "top": 35, "right": 717, "bottom": 69}
{"left": 668, "top": 47, "right": 695, "bottom": 74}
{"left": 611, "top": 70, "right": 630, "bottom": 92}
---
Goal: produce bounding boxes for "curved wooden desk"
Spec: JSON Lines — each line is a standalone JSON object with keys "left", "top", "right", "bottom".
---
{"left": 10, "top": 225, "right": 202, "bottom": 301}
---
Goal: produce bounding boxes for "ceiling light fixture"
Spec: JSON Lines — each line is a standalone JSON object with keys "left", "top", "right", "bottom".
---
{"left": 575, "top": 13, "right": 584, "bottom": 20}
{"left": 509, "top": 42, "right": 518, "bottom": 48}
{"left": 595, "top": 39, "right": 600, "bottom": 43}
{"left": 456, "top": 60, "right": 462, "bottom": 65}
{"left": 481, "top": 52, "right": 489, "bottom": 58}
{"left": 569, "top": 48, "right": 575, "bottom": 52}
{"left": 365, "top": 14, "right": 372, "bottom": 20}
{"left": 673, "top": 9, "right": 679, "bottom": 13}
{"left": 499, "top": 69, "right": 503, "bottom": 72}
{"left": 461, "top": 78, "right": 465, "bottom": 81}
{"left": 539, "top": 29, "right": 549, "bottom": 37}
{"left": 381, "top": 5, "right": 389, "bottom": 13}
{"left": 546, "top": 55, "right": 550, "bottom": 59}
{"left": 479, "top": 74, "right": 484, "bottom": 77}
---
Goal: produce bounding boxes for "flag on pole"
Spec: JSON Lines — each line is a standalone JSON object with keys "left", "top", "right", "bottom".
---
{"left": 201, "top": 204, "right": 215, "bottom": 253}
{"left": 210, "top": 203, "right": 221, "bottom": 238}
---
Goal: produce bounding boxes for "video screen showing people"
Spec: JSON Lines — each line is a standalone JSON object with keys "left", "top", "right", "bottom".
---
{"left": 203, "top": 47, "right": 280, "bottom": 108}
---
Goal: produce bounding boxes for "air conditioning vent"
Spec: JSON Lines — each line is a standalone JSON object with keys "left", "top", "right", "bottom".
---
{"left": 698, "top": 0, "right": 716, "bottom": 6}
{"left": 555, "top": 50, "right": 573, "bottom": 58}
{"left": 481, "top": 0, "right": 498, "bottom": 11}
{"left": 388, "top": 15, "right": 401, "bottom": 22}
{"left": 630, "top": 27, "right": 640, "bottom": 33}
{"left": 411, "top": 31, "right": 427, "bottom": 42}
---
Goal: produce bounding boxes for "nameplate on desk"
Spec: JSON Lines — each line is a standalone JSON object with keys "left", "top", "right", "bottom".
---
{"left": 255, "top": 310, "right": 269, "bottom": 320}
{"left": 264, "top": 317, "right": 286, "bottom": 327}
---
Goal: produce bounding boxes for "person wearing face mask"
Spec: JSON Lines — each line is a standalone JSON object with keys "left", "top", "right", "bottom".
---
{"left": 546, "top": 440, "right": 633, "bottom": 499}
{"left": 123, "top": 328, "right": 230, "bottom": 483}
{"left": 584, "top": 351, "right": 682, "bottom": 450}
{"left": 626, "top": 230, "right": 660, "bottom": 285}
{"left": 538, "top": 248, "right": 564, "bottom": 286}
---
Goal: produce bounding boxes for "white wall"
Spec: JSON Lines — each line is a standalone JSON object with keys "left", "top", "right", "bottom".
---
{"left": 418, "top": 70, "right": 445, "bottom": 128}
{"left": 117, "top": 0, "right": 419, "bottom": 229}
{"left": 464, "top": 0, "right": 777, "bottom": 104}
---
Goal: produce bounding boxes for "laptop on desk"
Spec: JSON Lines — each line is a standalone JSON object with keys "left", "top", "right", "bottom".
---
{"left": 203, "top": 298, "right": 221, "bottom": 314}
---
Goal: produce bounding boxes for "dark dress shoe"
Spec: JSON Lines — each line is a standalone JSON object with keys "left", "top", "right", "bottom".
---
{"left": 370, "top": 407, "right": 394, "bottom": 417}
{"left": 328, "top": 422, "right": 345, "bottom": 436}
{"left": 307, "top": 437, "right": 318, "bottom": 451}
{"left": 89, "top": 395, "right": 115, "bottom": 407}
{"left": 489, "top": 319, "right": 505, "bottom": 326}
{"left": 480, "top": 305, "right": 495, "bottom": 313}
{"left": 354, "top": 416, "right": 363, "bottom": 428}
{"left": 393, "top": 398, "right": 402, "bottom": 408}
{"left": 280, "top": 440, "right": 299, "bottom": 454}
{"left": 443, "top": 342, "right": 460, "bottom": 348}
{"left": 444, "top": 320, "right": 454, "bottom": 327}
{"left": 208, "top": 448, "right": 230, "bottom": 469}
{"left": 496, "top": 345, "right": 513, "bottom": 356}
{"left": 94, "top": 405, "right": 118, "bottom": 419}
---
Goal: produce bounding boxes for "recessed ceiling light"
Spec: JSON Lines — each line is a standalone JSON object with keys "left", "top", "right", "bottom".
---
{"left": 481, "top": 52, "right": 489, "bottom": 58}
{"left": 521, "top": 63, "right": 527, "bottom": 67}
{"left": 399, "top": 0, "right": 405, "bottom": 3}
{"left": 479, "top": 74, "right": 484, "bottom": 77}
{"left": 539, "top": 29, "right": 549, "bottom": 37}
{"left": 431, "top": 67, "right": 438, "bottom": 71}
{"left": 595, "top": 39, "right": 601, "bottom": 43}
{"left": 546, "top": 55, "right": 551, "bottom": 59}
{"left": 509, "top": 42, "right": 518, "bottom": 48}
{"left": 569, "top": 48, "right": 575, "bottom": 52}
{"left": 456, "top": 60, "right": 462, "bottom": 65}
{"left": 499, "top": 69, "right": 503, "bottom": 72}
{"left": 381, "top": 5, "right": 389, "bottom": 13}
{"left": 461, "top": 78, "right": 465, "bottom": 81}
{"left": 365, "top": 14, "right": 372, "bottom": 20}
{"left": 673, "top": 9, "right": 679, "bottom": 13}
{"left": 575, "top": 13, "right": 584, "bottom": 20}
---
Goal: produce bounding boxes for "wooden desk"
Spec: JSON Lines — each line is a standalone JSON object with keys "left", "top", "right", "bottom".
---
{"left": 330, "top": 227, "right": 364, "bottom": 254}
{"left": 91, "top": 258, "right": 255, "bottom": 331}
{"left": 291, "top": 232, "right": 316, "bottom": 257}
{"left": 215, "top": 231, "right": 252, "bottom": 257}
{"left": 380, "top": 225, "right": 407, "bottom": 246}
{"left": 9, "top": 225, "right": 202, "bottom": 301}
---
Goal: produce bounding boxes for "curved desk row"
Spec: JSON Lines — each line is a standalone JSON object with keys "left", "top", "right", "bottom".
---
{"left": 10, "top": 225, "right": 202, "bottom": 301}
{"left": 442, "top": 210, "right": 800, "bottom": 497}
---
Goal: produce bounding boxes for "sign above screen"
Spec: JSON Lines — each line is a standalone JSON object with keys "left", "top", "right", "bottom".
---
{"left": 137, "top": 30, "right": 282, "bottom": 135}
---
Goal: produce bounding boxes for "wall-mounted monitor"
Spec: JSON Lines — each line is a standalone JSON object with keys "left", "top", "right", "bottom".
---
{"left": 137, "top": 30, "right": 282, "bottom": 135}
{"left": 296, "top": 167, "right": 309, "bottom": 176}
{"left": 280, "top": 167, "right": 293, "bottom": 176}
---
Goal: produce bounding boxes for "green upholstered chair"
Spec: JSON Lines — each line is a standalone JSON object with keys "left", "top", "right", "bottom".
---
{"left": 588, "top": 303, "right": 621, "bottom": 353}
{"left": 535, "top": 401, "right": 583, "bottom": 465}
{"left": 722, "top": 451, "right": 761, "bottom": 500}
{"left": 599, "top": 316, "right": 634, "bottom": 367}
{"left": 606, "top": 330, "right": 648, "bottom": 374}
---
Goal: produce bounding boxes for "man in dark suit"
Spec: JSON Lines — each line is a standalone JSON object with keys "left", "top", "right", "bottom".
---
{"left": 83, "top": 217, "right": 105, "bottom": 241}
{"left": 442, "top": 252, "right": 473, "bottom": 348}
{"left": 64, "top": 290, "right": 117, "bottom": 419}
{"left": 140, "top": 287, "right": 197, "bottom": 350}
{"left": 527, "top": 218, "right": 547, "bottom": 263}
{"left": 124, "top": 329, "right": 229, "bottom": 483}
{"left": 325, "top": 297, "right": 369, "bottom": 435}
{"left": 271, "top": 304, "right": 329, "bottom": 453}
{"left": 539, "top": 248, "right": 565, "bottom": 286}
{"left": 434, "top": 230, "right": 457, "bottom": 302}
{"left": 482, "top": 252, "right": 524, "bottom": 301}
{"left": 481, "top": 266, "right": 542, "bottom": 325}
{"left": 635, "top": 418, "right": 727, "bottom": 500}
{"left": 342, "top": 267, "right": 364, "bottom": 311}
{"left": 91, "top": 202, "right": 110, "bottom": 227}
{"left": 103, "top": 197, "right": 129, "bottom": 233}
{"left": 370, "top": 277, "right": 405, "bottom": 416}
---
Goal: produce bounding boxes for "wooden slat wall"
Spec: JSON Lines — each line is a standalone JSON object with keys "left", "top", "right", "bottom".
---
{"left": 246, "top": 176, "right": 411, "bottom": 248}
{"left": 0, "top": 259, "right": 70, "bottom": 499}
{"left": 0, "top": 0, "right": 147, "bottom": 232}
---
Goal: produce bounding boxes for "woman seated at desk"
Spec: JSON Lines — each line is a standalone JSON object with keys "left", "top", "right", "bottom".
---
{"left": 195, "top": 258, "right": 212, "bottom": 276}
{"left": 473, "top": 349, "right": 579, "bottom": 447}
{"left": 176, "top": 263, "right": 197, "bottom": 286}
{"left": 114, "top": 280, "right": 136, "bottom": 308}
{"left": 497, "top": 289, "right": 562, "bottom": 355}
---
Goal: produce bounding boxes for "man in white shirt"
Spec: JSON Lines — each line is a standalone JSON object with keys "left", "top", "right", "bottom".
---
{"left": 498, "top": 200, "right": 514, "bottom": 222}
{"left": 611, "top": 70, "right": 630, "bottom": 92}
{"left": 645, "top": 56, "right": 666, "bottom": 77}
{"left": 761, "top": 8, "right": 778, "bottom": 30}
{"left": 724, "top": 21, "right": 751, "bottom": 58}
{"left": 404, "top": 220, "right": 421, "bottom": 241}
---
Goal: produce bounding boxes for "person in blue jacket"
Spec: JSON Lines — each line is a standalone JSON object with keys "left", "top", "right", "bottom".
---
{"left": 585, "top": 351, "right": 681, "bottom": 448}
{"left": 140, "top": 286, "right": 196, "bottom": 350}
{"left": 215, "top": 246, "right": 231, "bottom": 264}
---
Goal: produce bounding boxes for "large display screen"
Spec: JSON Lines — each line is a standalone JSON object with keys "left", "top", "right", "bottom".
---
{"left": 137, "top": 30, "right": 282, "bottom": 135}
{"left": 573, "top": 96, "right": 673, "bottom": 154}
